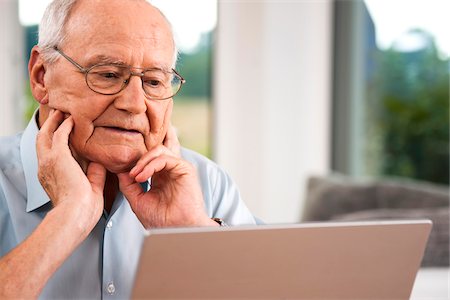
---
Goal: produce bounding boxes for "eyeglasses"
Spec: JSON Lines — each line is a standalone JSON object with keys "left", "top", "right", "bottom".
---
{"left": 53, "top": 46, "right": 185, "bottom": 100}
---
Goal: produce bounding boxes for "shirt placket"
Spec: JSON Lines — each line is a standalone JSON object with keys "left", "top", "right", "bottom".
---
{"left": 102, "top": 215, "right": 117, "bottom": 299}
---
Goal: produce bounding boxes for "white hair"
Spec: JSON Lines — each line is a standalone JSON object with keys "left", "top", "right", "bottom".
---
{"left": 38, "top": 0, "right": 179, "bottom": 67}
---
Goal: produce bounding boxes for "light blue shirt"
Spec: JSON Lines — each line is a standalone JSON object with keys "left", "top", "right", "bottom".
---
{"left": 0, "top": 113, "right": 257, "bottom": 299}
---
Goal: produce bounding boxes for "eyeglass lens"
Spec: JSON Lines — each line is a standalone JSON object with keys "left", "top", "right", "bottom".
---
{"left": 86, "top": 65, "right": 182, "bottom": 99}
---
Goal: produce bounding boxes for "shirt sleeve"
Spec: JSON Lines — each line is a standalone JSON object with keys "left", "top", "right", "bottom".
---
{"left": 181, "top": 148, "right": 259, "bottom": 226}
{"left": 0, "top": 134, "right": 24, "bottom": 257}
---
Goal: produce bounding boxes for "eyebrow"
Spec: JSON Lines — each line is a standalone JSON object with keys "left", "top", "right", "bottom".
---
{"left": 85, "top": 55, "right": 128, "bottom": 67}
{"left": 86, "top": 54, "right": 172, "bottom": 72}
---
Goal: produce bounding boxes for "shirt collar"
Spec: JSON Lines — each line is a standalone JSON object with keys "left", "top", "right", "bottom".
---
{"left": 21, "top": 110, "right": 51, "bottom": 212}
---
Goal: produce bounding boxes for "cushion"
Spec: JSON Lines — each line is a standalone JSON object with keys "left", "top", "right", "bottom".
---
{"left": 332, "top": 207, "right": 449, "bottom": 267}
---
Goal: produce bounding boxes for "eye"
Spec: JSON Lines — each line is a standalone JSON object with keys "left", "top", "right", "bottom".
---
{"left": 143, "top": 70, "right": 170, "bottom": 89}
{"left": 146, "top": 79, "right": 162, "bottom": 87}
{"left": 101, "top": 72, "right": 119, "bottom": 79}
{"left": 89, "top": 65, "right": 126, "bottom": 81}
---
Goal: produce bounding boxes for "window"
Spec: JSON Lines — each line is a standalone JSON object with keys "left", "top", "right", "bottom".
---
{"left": 332, "top": 0, "right": 449, "bottom": 184}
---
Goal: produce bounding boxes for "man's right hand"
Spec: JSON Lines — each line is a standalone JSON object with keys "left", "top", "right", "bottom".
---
{"left": 0, "top": 110, "right": 107, "bottom": 298}
{"left": 36, "top": 109, "right": 106, "bottom": 234}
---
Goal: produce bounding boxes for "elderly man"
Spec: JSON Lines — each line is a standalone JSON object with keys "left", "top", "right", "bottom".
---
{"left": 0, "top": 0, "right": 257, "bottom": 298}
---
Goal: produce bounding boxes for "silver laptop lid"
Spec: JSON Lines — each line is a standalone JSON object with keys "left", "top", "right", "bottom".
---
{"left": 132, "top": 220, "right": 431, "bottom": 299}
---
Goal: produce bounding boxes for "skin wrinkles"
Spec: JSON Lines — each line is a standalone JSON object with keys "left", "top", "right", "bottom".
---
{"left": 84, "top": 55, "right": 128, "bottom": 68}
{"left": 83, "top": 44, "right": 172, "bottom": 71}
{"left": 39, "top": 0, "right": 175, "bottom": 173}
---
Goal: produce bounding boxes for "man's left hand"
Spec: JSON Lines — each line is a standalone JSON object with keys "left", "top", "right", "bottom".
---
{"left": 117, "top": 126, "right": 217, "bottom": 228}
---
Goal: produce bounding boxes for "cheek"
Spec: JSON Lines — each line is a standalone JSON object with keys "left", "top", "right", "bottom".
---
{"left": 47, "top": 90, "right": 73, "bottom": 113}
{"left": 47, "top": 82, "right": 110, "bottom": 124}
{"left": 67, "top": 102, "right": 111, "bottom": 149}
{"left": 146, "top": 101, "right": 167, "bottom": 130}
{"left": 71, "top": 115, "right": 95, "bottom": 143}
{"left": 45, "top": 68, "right": 82, "bottom": 112}
{"left": 70, "top": 99, "right": 113, "bottom": 142}
{"left": 144, "top": 100, "right": 172, "bottom": 148}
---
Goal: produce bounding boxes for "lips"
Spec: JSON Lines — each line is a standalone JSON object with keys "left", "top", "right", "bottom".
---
{"left": 94, "top": 116, "right": 148, "bottom": 136}
{"left": 102, "top": 126, "right": 141, "bottom": 135}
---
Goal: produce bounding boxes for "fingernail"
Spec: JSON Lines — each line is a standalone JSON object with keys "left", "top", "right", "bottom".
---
{"left": 130, "top": 166, "right": 137, "bottom": 176}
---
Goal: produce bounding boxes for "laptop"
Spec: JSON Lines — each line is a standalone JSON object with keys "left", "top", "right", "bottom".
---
{"left": 132, "top": 220, "right": 431, "bottom": 299}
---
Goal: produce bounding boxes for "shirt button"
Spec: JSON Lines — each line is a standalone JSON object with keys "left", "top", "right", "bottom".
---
{"left": 106, "top": 220, "right": 113, "bottom": 229}
{"left": 107, "top": 282, "right": 115, "bottom": 294}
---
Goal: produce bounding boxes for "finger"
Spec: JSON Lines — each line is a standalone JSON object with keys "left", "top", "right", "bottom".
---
{"left": 163, "top": 124, "right": 181, "bottom": 156}
{"left": 117, "top": 172, "right": 146, "bottom": 203}
{"left": 87, "top": 162, "right": 107, "bottom": 195}
{"left": 160, "top": 99, "right": 175, "bottom": 149}
{"left": 52, "top": 116, "right": 74, "bottom": 150}
{"left": 40, "top": 109, "right": 65, "bottom": 137}
{"left": 36, "top": 110, "right": 64, "bottom": 151}
{"left": 129, "top": 145, "right": 176, "bottom": 177}
{"left": 134, "top": 155, "right": 187, "bottom": 183}
{"left": 129, "top": 145, "right": 164, "bottom": 177}
{"left": 118, "top": 176, "right": 148, "bottom": 218}
{"left": 162, "top": 99, "right": 174, "bottom": 136}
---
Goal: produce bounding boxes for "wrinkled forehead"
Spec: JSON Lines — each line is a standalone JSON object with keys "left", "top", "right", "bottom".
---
{"left": 63, "top": 0, "right": 175, "bottom": 64}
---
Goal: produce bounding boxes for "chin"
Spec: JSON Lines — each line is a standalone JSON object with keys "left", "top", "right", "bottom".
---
{"left": 90, "top": 147, "right": 144, "bottom": 174}
{"left": 103, "top": 160, "right": 136, "bottom": 174}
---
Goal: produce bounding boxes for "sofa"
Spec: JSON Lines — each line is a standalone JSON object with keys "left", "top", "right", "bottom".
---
{"left": 301, "top": 174, "right": 449, "bottom": 267}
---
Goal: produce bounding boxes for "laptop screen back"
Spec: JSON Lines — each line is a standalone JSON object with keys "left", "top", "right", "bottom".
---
{"left": 132, "top": 220, "right": 431, "bottom": 299}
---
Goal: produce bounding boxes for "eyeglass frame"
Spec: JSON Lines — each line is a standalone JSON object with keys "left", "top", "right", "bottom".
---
{"left": 52, "top": 46, "right": 186, "bottom": 100}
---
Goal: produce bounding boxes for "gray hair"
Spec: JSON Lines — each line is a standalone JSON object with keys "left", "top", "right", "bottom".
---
{"left": 38, "top": 0, "right": 178, "bottom": 67}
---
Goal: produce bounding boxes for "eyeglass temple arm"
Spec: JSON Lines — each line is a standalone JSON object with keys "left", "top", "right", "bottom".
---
{"left": 53, "top": 46, "right": 87, "bottom": 72}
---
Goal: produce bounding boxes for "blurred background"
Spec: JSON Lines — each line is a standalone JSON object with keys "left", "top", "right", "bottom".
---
{"left": 0, "top": 0, "right": 448, "bottom": 224}
{"left": 1, "top": 0, "right": 449, "bottom": 296}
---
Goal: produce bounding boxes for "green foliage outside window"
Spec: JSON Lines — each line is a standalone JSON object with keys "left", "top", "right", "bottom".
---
{"left": 368, "top": 30, "right": 449, "bottom": 184}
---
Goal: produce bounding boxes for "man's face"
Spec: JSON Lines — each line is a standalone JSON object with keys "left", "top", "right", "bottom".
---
{"left": 43, "top": 0, "right": 175, "bottom": 173}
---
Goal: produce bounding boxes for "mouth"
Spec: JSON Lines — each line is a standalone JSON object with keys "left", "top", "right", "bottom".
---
{"left": 102, "top": 126, "right": 141, "bottom": 135}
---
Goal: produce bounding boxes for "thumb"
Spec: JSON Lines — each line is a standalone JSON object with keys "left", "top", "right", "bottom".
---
{"left": 87, "top": 162, "right": 107, "bottom": 194}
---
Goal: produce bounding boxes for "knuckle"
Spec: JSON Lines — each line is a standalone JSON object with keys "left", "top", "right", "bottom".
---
{"left": 146, "top": 145, "right": 164, "bottom": 158}
{"left": 155, "top": 144, "right": 166, "bottom": 153}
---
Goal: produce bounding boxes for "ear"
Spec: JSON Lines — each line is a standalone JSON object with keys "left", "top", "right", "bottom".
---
{"left": 28, "top": 46, "right": 49, "bottom": 104}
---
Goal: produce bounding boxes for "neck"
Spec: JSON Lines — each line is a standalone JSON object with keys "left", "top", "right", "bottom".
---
{"left": 104, "top": 172, "right": 119, "bottom": 214}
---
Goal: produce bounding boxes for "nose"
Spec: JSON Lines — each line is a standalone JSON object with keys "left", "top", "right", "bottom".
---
{"left": 113, "top": 75, "right": 147, "bottom": 114}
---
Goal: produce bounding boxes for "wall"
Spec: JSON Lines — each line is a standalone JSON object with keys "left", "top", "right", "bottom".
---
{"left": 0, "top": 0, "right": 25, "bottom": 136}
{"left": 0, "top": 0, "right": 333, "bottom": 223}
{"left": 214, "top": 1, "right": 333, "bottom": 223}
